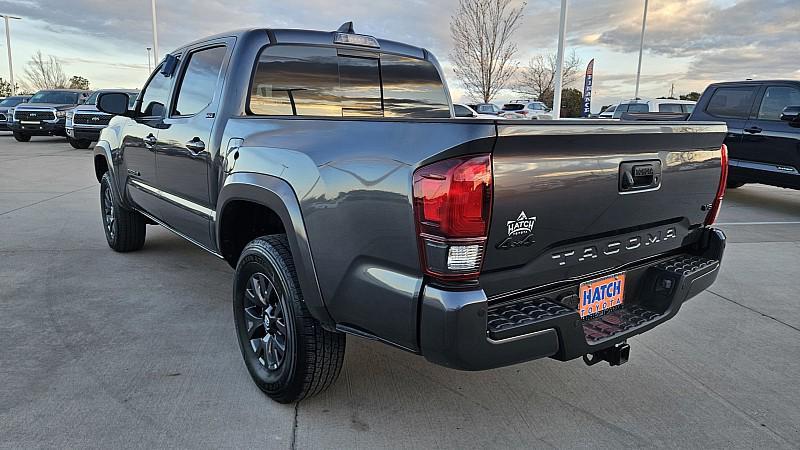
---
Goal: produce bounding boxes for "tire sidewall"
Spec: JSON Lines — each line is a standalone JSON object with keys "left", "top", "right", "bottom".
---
{"left": 100, "top": 173, "right": 118, "bottom": 248}
{"left": 233, "top": 242, "right": 300, "bottom": 396}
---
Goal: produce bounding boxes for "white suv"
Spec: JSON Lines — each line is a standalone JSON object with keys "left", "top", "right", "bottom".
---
{"left": 501, "top": 100, "right": 552, "bottom": 120}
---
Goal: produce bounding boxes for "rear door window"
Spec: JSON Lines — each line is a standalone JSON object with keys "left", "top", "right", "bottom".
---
{"left": 658, "top": 103, "right": 683, "bottom": 113}
{"left": 173, "top": 46, "right": 227, "bottom": 116}
{"left": 627, "top": 103, "right": 649, "bottom": 113}
{"left": 756, "top": 86, "right": 800, "bottom": 121}
{"left": 706, "top": 87, "right": 757, "bottom": 119}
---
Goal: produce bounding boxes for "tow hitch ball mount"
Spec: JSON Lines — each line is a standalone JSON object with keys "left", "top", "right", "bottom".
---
{"left": 583, "top": 342, "right": 630, "bottom": 367}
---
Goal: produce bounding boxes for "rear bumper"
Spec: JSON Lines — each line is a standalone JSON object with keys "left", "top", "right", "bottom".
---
{"left": 11, "top": 120, "right": 66, "bottom": 136}
{"left": 419, "top": 227, "right": 726, "bottom": 371}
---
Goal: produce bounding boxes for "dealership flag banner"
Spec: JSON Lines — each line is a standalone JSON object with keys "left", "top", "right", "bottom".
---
{"left": 582, "top": 59, "right": 594, "bottom": 117}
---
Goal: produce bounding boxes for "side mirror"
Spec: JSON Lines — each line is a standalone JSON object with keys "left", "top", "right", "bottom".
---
{"left": 97, "top": 92, "right": 131, "bottom": 116}
{"left": 780, "top": 105, "right": 800, "bottom": 123}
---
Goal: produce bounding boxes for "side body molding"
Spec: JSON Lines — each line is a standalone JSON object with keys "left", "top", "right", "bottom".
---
{"left": 216, "top": 172, "right": 334, "bottom": 327}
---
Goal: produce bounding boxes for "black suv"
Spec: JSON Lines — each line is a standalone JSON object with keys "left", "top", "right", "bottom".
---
{"left": 690, "top": 80, "right": 800, "bottom": 189}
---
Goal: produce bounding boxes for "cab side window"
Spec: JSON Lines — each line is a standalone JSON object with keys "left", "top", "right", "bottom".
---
{"left": 173, "top": 46, "right": 227, "bottom": 116}
{"left": 706, "top": 87, "right": 756, "bottom": 119}
{"left": 756, "top": 86, "right": 800, "bottom": 121}
{"left": 139, "top": 65, "right": 173, "bottom": 118}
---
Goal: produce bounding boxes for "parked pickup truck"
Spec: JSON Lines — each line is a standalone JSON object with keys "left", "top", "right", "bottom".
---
{"left": 66, "top": 89, "right": 139, "bottom": 149}
{"left": 11, "top": 89, "right": 90, "bottom": 142}
{"left": 0, "top": 95, "right": 31, "bottom": 131}
{"left": 93, "top": 24, "right": 729, "bottom": 403}
{"left": 690, "top": 80, "right": 800, "bottom": 190}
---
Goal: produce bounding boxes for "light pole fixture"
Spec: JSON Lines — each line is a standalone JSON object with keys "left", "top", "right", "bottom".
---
{"left": 150, "top": 0, "right": 159, "bottom": 67}
{"left": 552, "top": 0, "right": 568, "bottom": 120}
{"left": 146, "top": 47, "right": 152, "bottom": 73}
{"left": 0, "top": 14, "right": 21, "bottom": 96}
{"left": 634, "top": 0, "right": 649, "bottom": 100}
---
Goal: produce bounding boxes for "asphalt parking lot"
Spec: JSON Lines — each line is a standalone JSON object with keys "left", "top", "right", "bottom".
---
{"left": 1, "top": 135, "right": 798, "bottom": 449}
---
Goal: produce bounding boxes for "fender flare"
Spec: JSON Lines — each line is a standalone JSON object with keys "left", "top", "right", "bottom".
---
{"left": 93, "top": 140, "right": 128, "bottom": 209}
{"left": 216, "top": 172, "right": 334, "bottom": 327}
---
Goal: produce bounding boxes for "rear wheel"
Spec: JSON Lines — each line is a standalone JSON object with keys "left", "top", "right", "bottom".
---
{"left": 68, "top": 138, "right": 92, "bottom": 149}
{"left": 100, "top": 172, "right": 146, "bottom": 252}
{"left": 233, "top": 235, "right": 345, "bottom": 403}
{"left": 13, "top": 132, "right": 30, "bottom": 142}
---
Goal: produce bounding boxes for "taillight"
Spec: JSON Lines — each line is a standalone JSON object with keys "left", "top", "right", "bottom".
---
{"left": 704, "top": 144, "right": 728, "bottom": 226}
{"left": 413, "top": 154, "right": 492, "bottom": 281}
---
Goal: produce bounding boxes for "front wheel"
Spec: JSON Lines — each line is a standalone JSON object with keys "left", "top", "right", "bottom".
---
{"left": 68, "top": 138, "right": 92, "bottom": 149}
{"left": 100, "top": 172, "right": 146, "bottom": 252}
{"left": 233, "top": 235, "right": 346, "bottom": 403}
{"left": 13, "top": 132, "right": 30, "bottom": 142}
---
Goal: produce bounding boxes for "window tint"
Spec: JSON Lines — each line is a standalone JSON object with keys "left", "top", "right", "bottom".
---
{"left": 659, "top": 103, "right": 684, "bottom": 113}
{"left": 381, "top": 54, "right": 450, "bottom": 118}
{"left": 139, "top": 66, "right": 173, "bottom": 117}
{"left": 757, "top": 86, "right": 800, "bottom": 121}
{"left": 684, "top": 104, "right": 695, "bottom": 113}
{"left": 706, "top": 87, "right": 756, "bottom": 119}
{"left": 503, "top": 104, "right": 525, "bottom": 111}
{"left": 174, "top": 46, "right": 227, "bottom": 116}
{"left": 603, "top": 105, "right": 616, "bottom": 113}
{"left": 454, "top": 104, "right": 473, "bottom": 117}
{"left": 249, "top": 46, "right": 450, "bottom": 119}
{"left": 338, "top": 56, "right": 382, "bottom": 117}
{"left": 250, "top": 46, "right": 340, "bottom": 116}
{"left": 128, "top": 93, "right": 138, "bottom": 109}
{"left": 627, "top": 103, "right": 649, "bottom": 113}
{"left": 477, "top": 105, "right": 494, "bottom": 113}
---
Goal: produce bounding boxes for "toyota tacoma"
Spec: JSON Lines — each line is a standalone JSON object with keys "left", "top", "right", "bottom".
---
{"left": 92, "top": 24, "right": 729, "bottom": 403}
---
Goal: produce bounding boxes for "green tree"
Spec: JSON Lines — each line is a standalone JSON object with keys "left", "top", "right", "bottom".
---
{"left": 540, "top": 87, "right": 583, "bottom": 118}
{"left": 69, "top": 75, "right": 90, "bottom": 90}
{"left": 680, "top": 92, "right": 701, "bottom": 102}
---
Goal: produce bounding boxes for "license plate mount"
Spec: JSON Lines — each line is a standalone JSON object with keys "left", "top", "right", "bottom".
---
{"left": 578, "top": 273, "right": 626, "bottom": 319}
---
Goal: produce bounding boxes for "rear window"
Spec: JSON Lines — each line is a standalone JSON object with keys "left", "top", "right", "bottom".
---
{"left": 658, "top": 103, "right": 683, "bottom": 113}
{"left": 248, "top": 45, "right": 450, "bottom": 119}
{"left": 706, "top": 87, "right": 756, "bottom": 119}
{"left": 502, "top": 104, "right": 524, "bottom": 111}
{"left": 476, "top": 104, "right": 495, "bottom": 113}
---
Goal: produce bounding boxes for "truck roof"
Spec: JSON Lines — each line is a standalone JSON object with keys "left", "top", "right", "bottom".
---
{"left": 171, "top": 26, "right": 428, "bottom": 60}
{"left": 707, "top": 79, "right": 800, "bottom": 87}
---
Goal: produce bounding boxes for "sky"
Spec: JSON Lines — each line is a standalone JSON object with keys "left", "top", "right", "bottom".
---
{"left": 0, "top": 0, "right": 797, "bottom": 112}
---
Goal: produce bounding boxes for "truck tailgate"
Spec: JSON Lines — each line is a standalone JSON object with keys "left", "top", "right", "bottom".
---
{"left": 480, "top": 121, "right": 727, "bottom": 299}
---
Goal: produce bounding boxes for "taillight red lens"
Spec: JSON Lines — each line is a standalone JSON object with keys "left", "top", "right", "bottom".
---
{"left": 414, "top": 155, "right": 492, "bottom": 238}
{"left": 413, "top": 155, "right": 493, "bottom": 281}
{"left": 705, "top": 144, "right": 728, "bottom": 226}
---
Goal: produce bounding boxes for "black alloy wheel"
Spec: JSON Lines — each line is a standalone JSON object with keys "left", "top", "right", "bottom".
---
{"left": 243, "top": 272, "right": 289, "bottom": 371}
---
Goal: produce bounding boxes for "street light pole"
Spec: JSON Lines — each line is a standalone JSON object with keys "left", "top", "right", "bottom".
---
{"left": 552, "top": 0, "right": 568, "bottom": 120}
{"left": 634, "top": 0, "right": 649, "bottom": 99}
{"left": 150, "top": 0, "right": 159, "bottom": 67}
{"left": 1, "top": 14, "right": 21, "bottom": 96}
{"left": 146, "top": 47, "right": 152, "bottom": 73}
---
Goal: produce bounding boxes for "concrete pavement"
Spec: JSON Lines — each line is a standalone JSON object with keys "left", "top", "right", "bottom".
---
{"left": 1, "top": 135, "right": 798, "bottom": 449}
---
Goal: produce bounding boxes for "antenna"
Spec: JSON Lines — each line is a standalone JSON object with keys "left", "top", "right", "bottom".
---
{"left": 337, "top": 22, "right": 354, "bottom": 33}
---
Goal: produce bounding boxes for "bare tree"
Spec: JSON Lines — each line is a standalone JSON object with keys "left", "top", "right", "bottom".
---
{"left": 450, "top": 0, "right": 526, "bottom": 103}
{"left": 514, "top": 50, "right": 582, "bottom": 101}
{"left": 22, "top": 51, "right": 68, "bottom": 91}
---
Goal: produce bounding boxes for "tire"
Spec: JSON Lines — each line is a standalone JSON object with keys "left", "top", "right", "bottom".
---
{"left": 68, "top": 138, "right": 92, "bottom": 149}
{"left": 100, "top": 172, "right": 146, "bottom": 252}
{"left": 726, "top": 180, "right": 745, "bottom": 189}
{"left": 233, "top": 235, "right": 345, "bottom": 403}
{"left": 13, "top": 132, "right": 30, "bottom": 142}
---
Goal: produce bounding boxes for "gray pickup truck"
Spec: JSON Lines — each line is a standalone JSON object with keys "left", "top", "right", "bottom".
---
{"left": 66, "top": 89, "right": 139, "bottom": 149}
{"left": 93, "top": 24, "right": 729, "bottom": 403}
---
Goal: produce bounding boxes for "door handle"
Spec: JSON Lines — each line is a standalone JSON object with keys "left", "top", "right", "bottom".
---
{"left": 744, "top": 126, "right": 762, "bottom": 134}
{"left": 144, "top": 133, "right": 157, "bottom": 147}
{"left": 185, "top": 137, "right": 206, "bottom": 154}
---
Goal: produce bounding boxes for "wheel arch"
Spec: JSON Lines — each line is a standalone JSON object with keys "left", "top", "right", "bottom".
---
{"left": 216, "top": 173, "right": 334, "bottom": 327}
